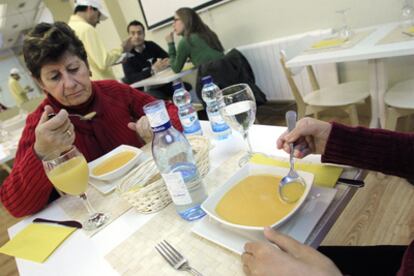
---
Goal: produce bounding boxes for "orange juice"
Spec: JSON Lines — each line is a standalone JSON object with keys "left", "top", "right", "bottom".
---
{"left": 47, "top": 156, "right": 89, "bottom": 195}
{"left": 215, "top": 175, "right": 299, "bottom": 226}
{"left": 92, "top": 151, "right": 136, "bottom": 176}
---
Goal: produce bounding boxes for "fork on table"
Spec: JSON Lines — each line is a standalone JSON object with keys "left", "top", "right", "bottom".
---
{"left": 155, "top": 240, "right": 203, "bottom": 276}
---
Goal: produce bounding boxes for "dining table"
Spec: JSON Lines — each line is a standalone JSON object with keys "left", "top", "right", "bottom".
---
{"left": 286, "top": 21, "right": 414, "bottom": 128}
{"left": 130, "top": 65, "right": 195, "bottom": 90}
{"left": 6, "top": 121, "right": 365, "bottom": 275}
{"left": 0, "top": 113, "right": 27, "bottom": 172}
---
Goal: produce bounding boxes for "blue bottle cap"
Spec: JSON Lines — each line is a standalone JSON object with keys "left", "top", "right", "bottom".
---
{"left": 172, "top": 81, "right": 183, "bottom": 90}
{"left": 201, "top": 75, "right": 212, "bottom": 86}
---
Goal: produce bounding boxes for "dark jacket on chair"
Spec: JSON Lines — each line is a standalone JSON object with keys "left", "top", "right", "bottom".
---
{"left": 196, "top": 48, "right": 267, "bottom": 106}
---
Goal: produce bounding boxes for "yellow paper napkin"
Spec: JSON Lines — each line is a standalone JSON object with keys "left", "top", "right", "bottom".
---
{"left": 250, "top": 154, "right": 343, "bottom": 188}
{"left": 407, "top": 26, "right": 414, "bottom": 33}
{"left": 0, "top": 223, "right": 76, "bottom": 263}
{"left": 311, "top": 38, "right": 346, "bottom": 49}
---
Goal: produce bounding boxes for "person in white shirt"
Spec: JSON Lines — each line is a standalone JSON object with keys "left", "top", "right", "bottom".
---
{"left": 68, "top": 0, "right": 132, "bottom": 80}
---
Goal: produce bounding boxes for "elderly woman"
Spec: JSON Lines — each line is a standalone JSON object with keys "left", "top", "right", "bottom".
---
{"left": 0, "top": 22, "right": 181, "bottom": 218}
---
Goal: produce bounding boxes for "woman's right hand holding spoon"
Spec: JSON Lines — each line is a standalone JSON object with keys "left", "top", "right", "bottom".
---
{"left": 34, "top": 105, "right": 75, "bottom": 159}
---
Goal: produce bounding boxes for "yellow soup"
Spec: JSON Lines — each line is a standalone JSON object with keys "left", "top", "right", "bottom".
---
{"left": 92, "top": 151, "right": 136, "bottom": 176}
{"left": 47, "top": 156, "right": 89, "bottom": 195}
{"left": 281, "top": 182, "right": 306, "bottom": 203}
{"left": 215, "top": 175, "right": 301, "bottom": 227}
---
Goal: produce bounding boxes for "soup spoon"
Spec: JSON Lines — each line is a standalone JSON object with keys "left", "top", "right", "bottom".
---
{"left": 47, "top": 111, "right": 97, "bottom": 121}
{"left": 279, "top": 111, "right": 307, "bottom": 203}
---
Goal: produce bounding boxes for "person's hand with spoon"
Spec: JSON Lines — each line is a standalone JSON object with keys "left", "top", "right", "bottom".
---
{"left": 277, "top": 117, "right": 332, "bottom": 159}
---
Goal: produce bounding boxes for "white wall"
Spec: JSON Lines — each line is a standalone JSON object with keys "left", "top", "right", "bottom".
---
{"left": 113, "top": 0, "right": 414, "bottom": 86}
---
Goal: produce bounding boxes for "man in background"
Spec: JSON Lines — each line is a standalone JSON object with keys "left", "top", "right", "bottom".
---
{"left": 68, "top": 0, "right": 133, "bottom": 80}
{"left": 122, "top": 20, "right": 169, "bottom": 84}
{"left": 8, "top": 68, "right": 29, "bottom": 107}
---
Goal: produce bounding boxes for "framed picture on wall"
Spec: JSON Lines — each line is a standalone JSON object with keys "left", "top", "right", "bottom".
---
{"left": 138, "top": 0, "right": 232, "bottom": 30}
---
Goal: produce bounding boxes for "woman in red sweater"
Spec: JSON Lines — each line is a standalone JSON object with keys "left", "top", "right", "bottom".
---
{"left": 241, "top": 118, "right": 413, "bottom": 276}
{"left": 0, "top": 22, "right": 181, "bottom": 218}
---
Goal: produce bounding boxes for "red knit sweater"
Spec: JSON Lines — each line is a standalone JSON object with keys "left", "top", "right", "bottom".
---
{"left": 0, "top": 80, "right": 181, "bottom": 218}
{"left": 322, "top": 122, "right": 414, "bottom": 276}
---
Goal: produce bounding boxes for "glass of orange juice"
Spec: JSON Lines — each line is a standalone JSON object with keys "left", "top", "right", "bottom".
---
{"left": 42, "top": 146, "right": 109, "bottom": 230}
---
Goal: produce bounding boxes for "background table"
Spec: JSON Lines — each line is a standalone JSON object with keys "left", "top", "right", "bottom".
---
{"left": 286, "top": 22, "right": 414, "bottom": 128}
{"left": 130, "top": 67, "right": 195, "bottom": 89}
{"left": 7, "top": 122, "right": 363, "bottom": 275}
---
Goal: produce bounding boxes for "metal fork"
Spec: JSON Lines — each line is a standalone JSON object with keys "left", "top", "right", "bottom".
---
{"left": 155, "top": 240, "right": 203, "bottom": 276}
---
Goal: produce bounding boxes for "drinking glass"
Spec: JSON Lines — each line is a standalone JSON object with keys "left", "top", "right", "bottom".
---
{"left": 336, "top": 9, "right": 352, "bottom": 40}
{"left": 219, "top": 84, "right": 257, "bottom": 166}
{"left": 401, "top": 0, "right": 414, "bottom": 28}
{"left": 42, "top": 146, "right": 109, "bottom": 230}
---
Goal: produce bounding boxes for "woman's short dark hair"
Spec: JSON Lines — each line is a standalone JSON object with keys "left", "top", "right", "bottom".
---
{"left": 176, "top": 7, "right": 224, "bottom": 52}
{"left": 23, "top": 21, "right": 88, "bottom": 79}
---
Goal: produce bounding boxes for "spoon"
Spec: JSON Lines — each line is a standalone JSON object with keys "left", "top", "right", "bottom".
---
{"left": 47, "top": 111, "right": 97, "bottom": 121}
{"left": 279, "top": 111, "right": 307, "bottom": 203}
{"left": 33, "top": 217, "right": 83, "bottom": 229}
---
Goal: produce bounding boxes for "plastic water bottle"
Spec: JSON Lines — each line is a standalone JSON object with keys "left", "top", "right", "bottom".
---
{"left": 172, "top": 81, "right": 203, "bottom": 136}
{"left": 143, "top": 100, "right": 207, "bottom": 221}
{"left": 201, "top": 76, "right": 231, "bottom": 140}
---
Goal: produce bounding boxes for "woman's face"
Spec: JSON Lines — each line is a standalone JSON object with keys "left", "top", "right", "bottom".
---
{"left": 37, "top": 51, "right": 92, "bottom": 107}
{"left": 173, "top": 14, "right": 185, "bottom": 35}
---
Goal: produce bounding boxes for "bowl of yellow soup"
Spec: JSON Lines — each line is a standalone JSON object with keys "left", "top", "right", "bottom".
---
{"left": 89, "top": 145, "right": 147, "bottom": 181}
{"left": 201, "top": 163, "right": 314, "bottom": 231}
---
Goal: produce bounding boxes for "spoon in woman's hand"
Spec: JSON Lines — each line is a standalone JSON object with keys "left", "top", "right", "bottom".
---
{"left": 47, "top": 111, "right": 97, "bottom": 121}
{"left": 279, "top": 111, "right": 307, "bottom": 203}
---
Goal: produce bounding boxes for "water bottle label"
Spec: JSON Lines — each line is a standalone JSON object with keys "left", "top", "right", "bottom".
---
{"left": 147, "top": 108, "right": 169, "bottom": 128}
{"left": 161, "top": 172, "right": 192, "bottom": 205}
{"left": 180, "top": 113, "right": 202, "bottom": 134}
{"left": 208, "top": 112, "right": 230, "bottom": 133}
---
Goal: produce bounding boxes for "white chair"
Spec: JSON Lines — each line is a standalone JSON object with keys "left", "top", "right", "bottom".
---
{"left": 280, "top": 49, "right": 370, "bottom": 125}
{"left": 384, "top": 79, "right": 414, "bottom": 130}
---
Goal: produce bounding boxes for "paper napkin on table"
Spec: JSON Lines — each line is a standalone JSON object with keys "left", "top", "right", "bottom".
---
{"left": 0, "top": 223, "right": 76, "bottom": 263}
{"left": 407, "top": 26, "right": 414, "bottom": 33}
{"left": 250, "top": 154, "right": 343, "bottom": 188}
{"left": 311, "top": 38, "right": 346, "bottom": 49}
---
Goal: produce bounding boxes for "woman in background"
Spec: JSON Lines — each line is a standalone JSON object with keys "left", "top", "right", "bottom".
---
{"left": 165, "top": 7, "right": 224, "bottom": 73}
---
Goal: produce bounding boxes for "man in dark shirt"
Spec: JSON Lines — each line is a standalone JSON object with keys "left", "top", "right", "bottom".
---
{"left": 122, "top": 20, "right": 173, "bottom": 99}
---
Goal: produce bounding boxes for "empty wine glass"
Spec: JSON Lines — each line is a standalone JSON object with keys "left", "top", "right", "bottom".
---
{"left": 42, "top": 146, "right": 109, "bottom": 230}
{"left": 219, "top": 84, "right": 256, "bottom": 166}
{"left": 401, "top": 0, "right": 414, "bottom": 28}
{"left": 336, "top": 9, "right": 352, "bottom": 40}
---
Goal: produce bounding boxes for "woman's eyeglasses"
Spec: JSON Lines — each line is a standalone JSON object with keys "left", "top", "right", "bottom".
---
{"left": 173, "top": 18, "right": 181, "bottom": 22}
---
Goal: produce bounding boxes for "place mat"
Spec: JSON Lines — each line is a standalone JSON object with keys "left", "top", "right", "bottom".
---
{"left": 57, "top": 185, "right": 131, "bottom": 237}
{"left": 377, "top": 26, "right": 414, "bottom": 45}
{"left": 105, "top": 152, "right": 245, "bottom": 275}
{"left": 250, "top": 153, "right": 343, "bottom": 188}
{"left": 0, "top": 223, "right": 76, "bottom": 263}
{"left": 304, "top": 30, "right": 372, "bottom": 53}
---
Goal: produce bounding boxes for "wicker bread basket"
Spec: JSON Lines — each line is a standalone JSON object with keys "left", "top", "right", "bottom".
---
{"left": 117, "top": 135, "right": 210, "bottom": 214}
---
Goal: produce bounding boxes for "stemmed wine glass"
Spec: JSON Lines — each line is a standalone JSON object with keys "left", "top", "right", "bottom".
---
{"left": 401, "top": 0, "right": 414, "bottom": 28}
{"left": 219, "top": 83, "right": 257, "bottom": 166}
{"left": 336, "top": 9, "right": 352, "bottom": 40}
{"left": 42, "top": 146, "right": 109, "bottom": 230}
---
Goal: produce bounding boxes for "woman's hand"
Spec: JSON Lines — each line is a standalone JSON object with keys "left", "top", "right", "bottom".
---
{"left": 128, "top": 116, "right": 153, "bottom": 144}
{"left": 276, "top": 117, "right": 332, "bottom": 158}
{"left": 34, "top": 105, "right": 75, "bottom": 159}
{"left": 242, "top": 228, "right": 341, "bottom": 276}
{"left": 165, "top": 32, "right": 174, "bottom": 43}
